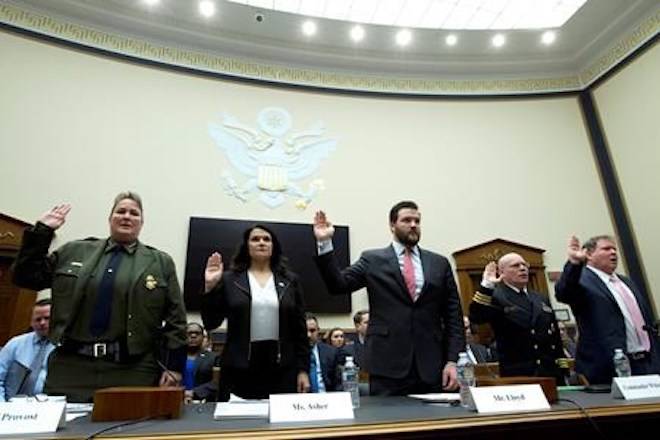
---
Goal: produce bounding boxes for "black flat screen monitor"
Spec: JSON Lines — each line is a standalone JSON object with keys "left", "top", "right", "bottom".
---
{"left": 184, "top": 217, "right": 351, "bottom": 314}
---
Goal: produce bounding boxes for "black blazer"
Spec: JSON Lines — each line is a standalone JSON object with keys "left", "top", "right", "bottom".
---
{"left": 190, "top": 351, "right": 219, "bottom": 401}
{"left": 470, "top": 284, "right": 564, "bottom": 379}
{"left": 316, "top": 246, "right": 465, "bottom": 384}
{"left": 555, "top": 262, "right": 660, "bottom": 384}
{"left": 200, "top": 270, "right": 309, "bottom": 374}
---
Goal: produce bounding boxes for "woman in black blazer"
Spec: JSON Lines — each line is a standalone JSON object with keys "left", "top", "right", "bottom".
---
{"left": 201, "top": 225, "right": 310, "bottom": 399}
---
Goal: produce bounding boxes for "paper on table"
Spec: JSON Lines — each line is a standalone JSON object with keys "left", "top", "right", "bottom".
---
{"left": 408, "top": 393, "right": 461, "bottom": 404}
{"left": 213, "top": 394, "right": 269, "bottom": 419}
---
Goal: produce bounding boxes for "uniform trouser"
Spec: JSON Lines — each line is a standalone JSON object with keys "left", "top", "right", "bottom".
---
{"left": 44, "top": 349, "right": 160, "bottom": 402}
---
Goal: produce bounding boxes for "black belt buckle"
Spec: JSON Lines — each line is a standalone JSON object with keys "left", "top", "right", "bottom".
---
{"left": 93, "top": 342, "right": 107, "bottom": 358}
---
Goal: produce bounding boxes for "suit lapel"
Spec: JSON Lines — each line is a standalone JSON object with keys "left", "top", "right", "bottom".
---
{"left": 274, "top": 273, "right": 290, "bottom": 300}
{"left": 234, "top": 271, "right": 251, "bottom": 298}
{"left": 386, "top": 246, "right": 410, "bottom": 301}
{"left": 419, "top": 248, "right": 432, "bottom": 296}
{"left": 583, "top": 268, "right": 619, "bottom": 309}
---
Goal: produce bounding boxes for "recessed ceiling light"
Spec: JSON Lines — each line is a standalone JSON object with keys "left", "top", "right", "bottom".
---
{"left": 395, "top": 29, "right": 412, "bottom": 47}
{"left": 492, "top": 33, "right": 506, "bottom": 48}
{"left": 143, "top": 0, "right": 160, "bottom": 5}
{"left": 199, "top": 1, "right": 216, "bottom": 18}
{"left": 445, "top": 34, "right": 458, "bottom": 46}
{"left": 302, "top": 20, "right": 317, "bottom": 36}
{"left": 541, "top": 30, "right": 557, "bottom": 45}
{"left": 350, "top": 25, "right": 365, "bottom": 42}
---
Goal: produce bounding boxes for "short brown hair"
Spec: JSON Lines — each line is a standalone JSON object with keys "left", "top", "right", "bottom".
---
{"left": 110, "top": 191, "right": 143, "bottom": 217}
{"left": 582, "top": 235, "right": 615, "bottom": 252}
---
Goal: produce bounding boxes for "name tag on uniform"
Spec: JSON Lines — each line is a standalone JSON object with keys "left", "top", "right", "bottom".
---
{"left": 612, "top": 375, "right": 660, "bottom": 399}
{"left": 269, "top": 392, "right": 354, "bottom": 423}
{"left": 469, "top": 385, "right": 550, "bottom": 413}
{"left": 0, "top": 401, "right": 65, "bottom": 434}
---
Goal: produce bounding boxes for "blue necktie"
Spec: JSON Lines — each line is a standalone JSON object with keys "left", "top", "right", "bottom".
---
{"left": 309, "top": 350, "right": 319, "bottom": 393}
{"left": 90, "top": 247, "right": 123, "bottom": 337}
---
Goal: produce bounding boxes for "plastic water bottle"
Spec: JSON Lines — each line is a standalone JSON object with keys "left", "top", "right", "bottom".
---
{"left": 613, "top": 348, "right": 631, "bottom": 377}
{"left": 342, "top": 356, "right": 360, "bottom": 409}
{"left": 457, "top": 352, "right": 475, "bottom": 408}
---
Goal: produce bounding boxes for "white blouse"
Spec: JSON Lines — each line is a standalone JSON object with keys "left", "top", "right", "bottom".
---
{"left": 248, "top": 272, "right": 280, "bottom": 342}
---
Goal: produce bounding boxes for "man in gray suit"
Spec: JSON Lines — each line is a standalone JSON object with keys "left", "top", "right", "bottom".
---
{"left": 313, "top": 201, "right": 464, "bottom": 396}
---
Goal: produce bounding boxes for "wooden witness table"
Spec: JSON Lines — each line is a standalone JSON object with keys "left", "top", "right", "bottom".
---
{"left": 6, "top": 391, "right": 660, "bottom": 440}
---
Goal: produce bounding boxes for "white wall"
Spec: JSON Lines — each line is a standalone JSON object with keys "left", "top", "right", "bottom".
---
{"left": 594, "top": 42, "right": 660, "bottom": 313}
{"left": 0, "top": 30, "right": 615, "bottom": 327}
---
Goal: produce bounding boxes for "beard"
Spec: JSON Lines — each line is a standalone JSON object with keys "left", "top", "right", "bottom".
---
{"left": 395, "top": 228, "right": 420, "bottom": 247}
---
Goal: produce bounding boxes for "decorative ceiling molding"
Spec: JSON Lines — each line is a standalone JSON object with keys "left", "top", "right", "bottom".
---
{"left": 0, "top": 3, "right": 657, "bottom": 96}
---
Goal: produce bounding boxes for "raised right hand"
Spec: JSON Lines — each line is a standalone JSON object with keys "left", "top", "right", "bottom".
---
{"left": 482, "top": 261, "right": 502, "bottom": 284}
{"left": 313, "top": 210, "right": 335, "bottom": 241}
{"left": 39, "top": 204, "right": 71, "bottom": 230}
{"left": 567, "top": 235, "right": 587, "bottom": 264}
{"left": 204, "top": 252, "right": 224, "bottom": 293}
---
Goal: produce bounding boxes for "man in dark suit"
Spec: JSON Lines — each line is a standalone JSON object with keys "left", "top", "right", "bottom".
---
{"left": 183, "top": 323, "right": 218, "bottom": 402}
{"left": 470, "top": 254, "right": 564, "bottom": 381}
{"left": 463, "top": 316, "right": 491, "bottom": 364}
{"left": 306, "top": 314, "right": 339, "bottom": 392}
{"left": 351, "top": 310, "right": 369, "bottom": 369}
{"left": 313, "top": 201, "right": 464, "bottom": 396}
{"left": 555, "top": 235, "right": 660, "bottom": 384}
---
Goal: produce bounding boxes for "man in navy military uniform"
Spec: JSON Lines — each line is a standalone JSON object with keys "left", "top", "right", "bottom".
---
{"left": 470, "top": 253, "right": 564, "bottom": 381}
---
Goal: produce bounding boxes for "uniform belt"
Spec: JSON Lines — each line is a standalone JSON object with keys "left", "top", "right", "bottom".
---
{"left": 61, "top": 340, "right": 123, "bottom": 362}
{"left": 628, "top": 351, "right": 650, "bottom": 361}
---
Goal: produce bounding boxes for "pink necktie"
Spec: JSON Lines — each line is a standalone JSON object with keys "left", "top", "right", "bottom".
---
{"left": 403, "top": 249, "right": 417, "bottom": 300}
{"left": 611, "top": 276, "right": 651, "bottom": 351}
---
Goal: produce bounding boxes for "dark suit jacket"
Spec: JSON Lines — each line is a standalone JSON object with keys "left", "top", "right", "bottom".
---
{"left": 314, "top": 343, "right": 340, "bottom": 392}
{"left": 555, "top": 262, "right": 660, "bottom": 384}
{"left": 190, "top": 351, "right": 219, "bottom": 401}
{"left": 470, "top": 284, "right": 564, "bottom": 380}
{"left": 468, "top": 343, "right": 491, "bottom": 363}
{"left": 316, "top": 246, "right": 465, "bottom": 384}
{"left": 200, "top": 270, "right": 309, "bottom": 374}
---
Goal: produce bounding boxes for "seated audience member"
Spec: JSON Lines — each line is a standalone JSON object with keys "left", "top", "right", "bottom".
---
{"left": 351, "top": 310, "right": 369, "bottom": 369}
{"left": 12, "top": 193, "right": 187, "bottom": 402}
{"left": 555, "top": 235, "right": 660, "bottom": 384}
{"left": 326, "top": 327, "right": 356, "bottom": 365}
{"left": 557, "top": 321, "right": 577, "bottom": 358}
{"left": 201, "top": 225, "right": 310, "bottom": 400}
{"left": 306, "top": 314, "right": 339, "bottom": 392}
{"left": 0, "top": 299, "right": 54, "bottom": 401}
{"left": 183, "top": 323, "right": 218, "bottom": 402}
{"left": 470, "top": 254, "right": 564, "bottom": 382}
{"left": 463, "top": 316, "right": 492, "bottom": 364}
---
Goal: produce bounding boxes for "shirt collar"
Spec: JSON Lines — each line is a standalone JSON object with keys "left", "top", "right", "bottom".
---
{"left": 586, "top": 264, "right": 617, "bottom": 284}
{"left": 504, "top": 281, "right": 527, "bottom": 295}
{"left": 105, "top": 238, "right": 138, "bottom": 255}
{"left": 391, "top": 241, "right": 419, "bottom": 257}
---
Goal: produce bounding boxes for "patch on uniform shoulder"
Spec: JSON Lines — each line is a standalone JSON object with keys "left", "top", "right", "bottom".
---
{"left": 542, "top": 304, "right": 553, "bottom": 313}
{"left": 70, "top": 261, "right": 83, "bottom": 267}
{"left": 145, "top": 274, "right": 157, "bottom": 290}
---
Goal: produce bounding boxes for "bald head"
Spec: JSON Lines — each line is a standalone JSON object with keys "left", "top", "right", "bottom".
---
{"left": 497, "top": 252, "right": 530, "bottom": 290}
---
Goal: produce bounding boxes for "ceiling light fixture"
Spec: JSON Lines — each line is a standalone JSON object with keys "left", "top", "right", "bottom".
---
{"left": 199, "top": 0, "right": 216, "bottom": 18}
{"left": 541, "top": 30, "right": 557, "bottom": 45}
{"left": 143, "top": 0, "right": 160, "bottom": 5}
{"left": 302, "top": 20, "right": 317, "bottom": 36}
{"left": 492, "top": 33, "right": 506, "bottom": 48}
{"left": 395, "top": 29, "right": 412, "bottom": 47}
{"left": 445, "top": 34, "right": 458, "bottom": 46}
{"left": 350, "top": 25, "right": 365, "bottom": 42}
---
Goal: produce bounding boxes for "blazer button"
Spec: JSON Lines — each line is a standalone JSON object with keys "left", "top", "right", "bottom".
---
{"left": 530, "top": 329, "right": 535, "bottom": 335}
{"left": 534, "top": 344, "right": 538, "bottom": 350}
{"left": 128, "top": 314, "right": 132, "bottom": 320}
{"left": 128, "top": 331, "right": 133, "bottom": 337}
{"left": 536, "top": 359, "right": 541, "bottom": 365}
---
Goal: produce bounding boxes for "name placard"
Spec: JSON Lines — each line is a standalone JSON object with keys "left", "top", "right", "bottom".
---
{"left": 0, "top": 402, "right": 65, "bottom": 435}
{"left": 269, "top": 392, "right": 354, "bottom": 423}
{"left": 469, "top": 385, "right": 550, "bottom": 414}
{"left": 612, "top": 375, "right": 660, "bottom": 400}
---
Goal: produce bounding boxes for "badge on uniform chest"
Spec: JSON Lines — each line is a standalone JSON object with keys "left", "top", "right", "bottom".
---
{"left": 145, "top": 275, "right": 157, "bottom": 290}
